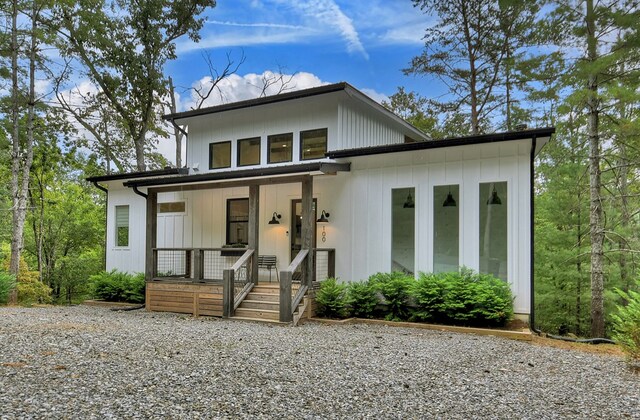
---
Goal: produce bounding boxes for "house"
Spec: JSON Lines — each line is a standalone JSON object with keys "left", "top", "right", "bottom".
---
{"left": 87, "top": 82, "right": 554, "bottom": 324}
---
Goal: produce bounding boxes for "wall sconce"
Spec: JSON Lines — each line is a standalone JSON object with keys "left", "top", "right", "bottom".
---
{"left": 317, "top": 210, "right": 330, "bottom": 242}
{"left": 403, "top": 193, "right": 415, "bottom": 208}
{"left": 268, "top": 212, "right": 282, "bottom": 224}
{"left": 487, "top": 186, "right": 502, "bottom": 205}
{"left": 443, "top": 188, "right": 457, "bottom": 207}
{"left": 316, "top": 210, "right": 330, "bottom": 224}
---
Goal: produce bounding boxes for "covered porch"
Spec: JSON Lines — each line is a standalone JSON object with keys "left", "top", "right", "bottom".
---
{"left": 125, "top": 163, "right": 347, "bottom": 323}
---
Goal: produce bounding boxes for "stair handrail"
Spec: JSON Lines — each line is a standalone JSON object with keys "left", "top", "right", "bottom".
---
{"left": 279, "top": 249, "right": 309, "bottom": 323}
{"left": 223, "top": 248, "right": 255, "bottom": 317}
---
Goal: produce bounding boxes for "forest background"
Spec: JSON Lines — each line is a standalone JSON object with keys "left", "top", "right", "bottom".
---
{"left": 1, "top": 0, "right": 638, "bottom": 338}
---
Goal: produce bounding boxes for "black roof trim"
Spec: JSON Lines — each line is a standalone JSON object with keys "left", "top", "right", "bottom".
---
{"left": 326, "top": 127, "right": 555, "bottom": 158}
{"left": 164, "top": 82, "right": 349, "bottom": 121}
{"left": 123, "top": 162, "right": 351, "bottom": 188}
{"left": 86, "top": 167, "right": 188, "bottom": 183}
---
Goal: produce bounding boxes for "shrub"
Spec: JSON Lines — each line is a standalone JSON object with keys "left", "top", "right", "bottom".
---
{"left": 90, "top": 270, "right": 145, "bottom": 303}
{"left": 17, "top": 277, "right": 53, "bottom": 305}
{"left": 412, "top": 268, "right": 513, "bottom": 327}
{"left": 315, "top": 278, "right": 348, "bottom": 318}
{"left": 346, "top": 281, "right": 379, "bottom": 318}
{"left": 0, "top": 271, "right": 16, "bottom": 304}
{"left": 611, "top": 286, "right": 640, "bottom": 363}
{"left": 369, "top": 272, "right": 414, "bottom": 321}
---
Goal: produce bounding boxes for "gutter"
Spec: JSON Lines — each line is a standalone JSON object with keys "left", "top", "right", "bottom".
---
{"left": 132, "top": 185, "right": 148, "bottom": 199}
{"left": 90, "top": 181, "right": 108, "bottom": 270}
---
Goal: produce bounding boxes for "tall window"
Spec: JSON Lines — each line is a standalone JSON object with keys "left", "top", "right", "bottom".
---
{"left": 433, "top": 185, "right": 459, "bottom": 272}
{"left": 226, "top": 198, "right": 249, "bottom": 245}
{"left": 238, "top": 137, "right": 261, "bottom": 166}
{"left": 300, "top": 128, "right": 327, "bottom": 160}
{"left": 268, "top": 133, "right": 293, "bottom": 163}
{"left": 115, "top": 205, "right": 129, "bottom": 247}
{"left": 479, "top": 182, "right": 508, "bottom": 280}
{"left": 391, "top": 188, "right": 415, "bottom": 275}
{"left": 209, "top": 141, "right": 231, "bottom": 169}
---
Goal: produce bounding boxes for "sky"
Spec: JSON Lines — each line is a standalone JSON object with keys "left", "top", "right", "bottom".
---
{"left": 164, "top": 0, "right": 439, "bottom": 112}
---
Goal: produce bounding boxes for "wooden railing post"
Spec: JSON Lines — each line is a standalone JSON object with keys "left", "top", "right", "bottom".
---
{"left": 280, "top": 270, "right": 293, "bottom": 323}
{"left": 223, "top": 268, "right": 234, "bottom": 318}
{"left": 151, "top": 249, "right": 158, "bottom": 279}
{"left": 193, "top": 249, "right": 202, "bottom": 282}
{"left": 328, "top": 249, "right": 336, "bottom": 279}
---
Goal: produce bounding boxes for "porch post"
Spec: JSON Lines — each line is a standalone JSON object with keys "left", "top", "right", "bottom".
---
{"left": 248, "top": 184, "right": 260, "bottom": 283}
{"left": 145, "top": 190, "right": 158, "bottom": 284}
{"left": 301, "top": 176, "right": 314, "bottom": 287}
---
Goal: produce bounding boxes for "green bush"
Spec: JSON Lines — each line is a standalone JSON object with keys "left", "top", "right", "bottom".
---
{"left": 0, "top": 271, "right": 16, "bottom": 304}
{"left": 315, "top": 278, "right": 348, "bottom": 318}
{"left": 17, "top": 278, "right": 53, "bottom": 305}
{"left": 612, "top": 286, "right": 640, "bottom": 363}
{"left": 90, "top": 270, "right": 145, "bottom": 303}
{"left": 346, "top": 281, "right": 379, "bottom": 318}
{"left": 413, "top": 268, "right": 513, "bottom": 327}
{"left": 369, "top": 272, "right": 414, "bottom": 321}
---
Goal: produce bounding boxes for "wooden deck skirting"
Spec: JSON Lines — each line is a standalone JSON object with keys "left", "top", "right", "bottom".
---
{"left": 146, "top": 281, "right": 224, "bottom": 317}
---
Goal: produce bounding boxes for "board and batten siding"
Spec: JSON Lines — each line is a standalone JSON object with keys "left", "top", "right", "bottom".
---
{"left": 336, "top": 100, "right": 405, "bottom": 150}
{"left": 105, "top": 185, "right": 147, "bottom": 274}
{"left": 106, "top": 139, "right": 533, "bottom": 315}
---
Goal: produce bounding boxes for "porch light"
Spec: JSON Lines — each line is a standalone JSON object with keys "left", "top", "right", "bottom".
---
{"left": 317, "top": 210, "right": 330, "bottom": 223}
{"left": 487, "top": 187, "right": 502, "bottom": 205}
{"left": 268, "top": 212, "right": 282, "bottom": 225}
{"left": 443, "top": 189, "right": 457, "bottom": 207}
{"left": 403, "top": 193, "right": 415, "bottom": 208}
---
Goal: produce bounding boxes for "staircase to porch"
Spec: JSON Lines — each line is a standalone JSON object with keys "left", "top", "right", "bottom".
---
{"left": 232, "top": 283, "right": 308, "bottom": 324}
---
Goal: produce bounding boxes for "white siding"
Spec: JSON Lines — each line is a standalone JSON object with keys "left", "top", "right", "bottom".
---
{"left": 336, "top": 101, "right": 404, "bottom": 150}
{"left": 107, "top": 139, "right": 533, "bottom": 315}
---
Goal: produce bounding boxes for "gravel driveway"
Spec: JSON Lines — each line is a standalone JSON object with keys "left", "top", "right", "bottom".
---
{"left": 1, "top": 306, "right": 638, "bottom": 419}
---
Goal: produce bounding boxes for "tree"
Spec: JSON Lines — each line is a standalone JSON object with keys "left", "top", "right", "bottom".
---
{"left": 382, "top": 87, "right": 437, "bottom": 136}
{"left": 549, "top": 0, "right": 640, "bottom": 337}
{"left": 52, "top": 0, "right": 215, "bottom": 171}
{"left": 405, "top": 0, "right": 541, "bottom": 134}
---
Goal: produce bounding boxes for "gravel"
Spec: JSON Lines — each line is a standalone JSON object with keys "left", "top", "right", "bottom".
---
{"left": 1, "top": 306, "right": 638, "bottom": 419}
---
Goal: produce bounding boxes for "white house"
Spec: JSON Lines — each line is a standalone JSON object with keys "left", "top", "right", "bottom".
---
{"left": 88, "top": 82, "right": 554, "bottom": 324}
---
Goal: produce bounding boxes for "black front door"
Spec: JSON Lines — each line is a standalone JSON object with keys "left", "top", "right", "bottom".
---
{"left": 290, "top": 198, "right": 317, "bottom": 261}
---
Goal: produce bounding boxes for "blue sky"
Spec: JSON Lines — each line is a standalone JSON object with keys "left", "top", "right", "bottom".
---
{"left": 165, "top": 0, "right": 440, "bottom": 108}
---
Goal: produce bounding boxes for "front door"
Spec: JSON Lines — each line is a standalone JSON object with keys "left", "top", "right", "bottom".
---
{"left": 290, "top": 198, "right": 317, "bottom": 261}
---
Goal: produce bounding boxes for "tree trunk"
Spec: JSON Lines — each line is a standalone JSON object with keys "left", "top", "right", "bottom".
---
{"left": 9, "top": 0, "right": 21, "bottom": 303}
{"left": 168, "top": 76, "right": 183, "bottom": 168}
{"left": 586, "top": 0, "right": 605, "bottom": 338}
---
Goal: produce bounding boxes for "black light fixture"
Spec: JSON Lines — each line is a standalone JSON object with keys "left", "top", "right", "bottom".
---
{"left": 317, "top": 210, "right": 330, "bottom": 223}
{"left": 403, "top": 193, "right": 415, "bottom": 208}
{"left": 487, "top": 186, "right": 502, "bottom": 205}
{"left": 268, "top": 212, "right": 282, "bottom": 224}
{"left": 443, "top": 189, "right": 457, "bottom": 207}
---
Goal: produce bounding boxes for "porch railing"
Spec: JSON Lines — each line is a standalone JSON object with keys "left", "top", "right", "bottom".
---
{"left": 312, "top": 248, "right": 336, "bottom": 281}
{"left": 152, "top": 248, "right": 250, "bottom": 282}
{"left": 279, "top": 249, "right": 310, "bottom": 323}
{"left": 222, "top": 249, "right": 255, "bottom": 318}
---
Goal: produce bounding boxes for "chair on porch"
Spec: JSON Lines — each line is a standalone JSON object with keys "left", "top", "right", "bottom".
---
{"left": 257, "top": 255, "right": 279, "bottom": 283}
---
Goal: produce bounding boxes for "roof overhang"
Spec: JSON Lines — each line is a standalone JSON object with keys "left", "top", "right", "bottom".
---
{"left": 122, "top": 162, "right": 351, "bottom": 193}
{"left": 326, "top": 127, "right": 555, "bottom": 159}
{"left": 86, "top": 167, "right": 188, "bottom": 183}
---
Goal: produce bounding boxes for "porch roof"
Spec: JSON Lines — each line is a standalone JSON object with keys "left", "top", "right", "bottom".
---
{"left": 86, "top": 167, "right": 188, "bottom": 183}
{"left": 122, "top": 161, "right": 351, "bottom": 192}
{"left": 326, "top": 127, "right": 555, "bottom": 159}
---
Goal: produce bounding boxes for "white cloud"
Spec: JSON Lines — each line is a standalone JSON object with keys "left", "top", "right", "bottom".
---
{"left": 281, "top": 0, "right": 368, "bottom": 59}
{"left": 208, "top": 20, "right": 311, "bottom": 31}
{"left": 360, "top": 88, "right": 388, "bottom": 104}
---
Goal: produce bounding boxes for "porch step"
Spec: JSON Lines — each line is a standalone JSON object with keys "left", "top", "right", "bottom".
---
{"left": 234, "top": 307, "right": 280, "bottom": 321}
{"left": 240, "top": 299, "right": 279, "bottom": 310}
{"left": 230, "top": 316, "right": 286, "bottom": 325}
{"left": 252, "top": 284, "right": 300, "bottom": 294}
{"left": 245, "top": 292, "right": 280, "bottom": 303}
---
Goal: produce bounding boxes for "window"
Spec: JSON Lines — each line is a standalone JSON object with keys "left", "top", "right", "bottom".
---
{"left": 479, "top": 182, "right": 507, "bottom": 280}
{"left": 391, "top": 188, "right": 415, "bottom": 275}
{"left": 209, "top": 141, "right": 231, "bottom": 169}
{"left": 268, "top": 133, "right": 293, "bottom": 163}
{"left": 115, "top": 205, "right": 129, "bottom": 247}
{"left": 300, "top": 128, "right": 327, "bottom": 160}
{"left": 433, "top": 185, "right": 459, "bottom": 273}
{"left": 226, "top": 198, "right": 249, "bottom": 245}
{"left": 158, "top": 201, "right": 186, "bottom": 213}
{"left": 237, "top": 137, "right": 261, "bottom": 166}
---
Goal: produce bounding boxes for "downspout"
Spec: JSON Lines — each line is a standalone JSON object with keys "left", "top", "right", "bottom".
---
{"left": 529, "top": 136, "right": 615, "bottom": 345}
{"left": 92, "top": 181, "right": 108, "bottom": 269}
{"left": 132, "top": 185, "right": 148, "bottom": 199}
